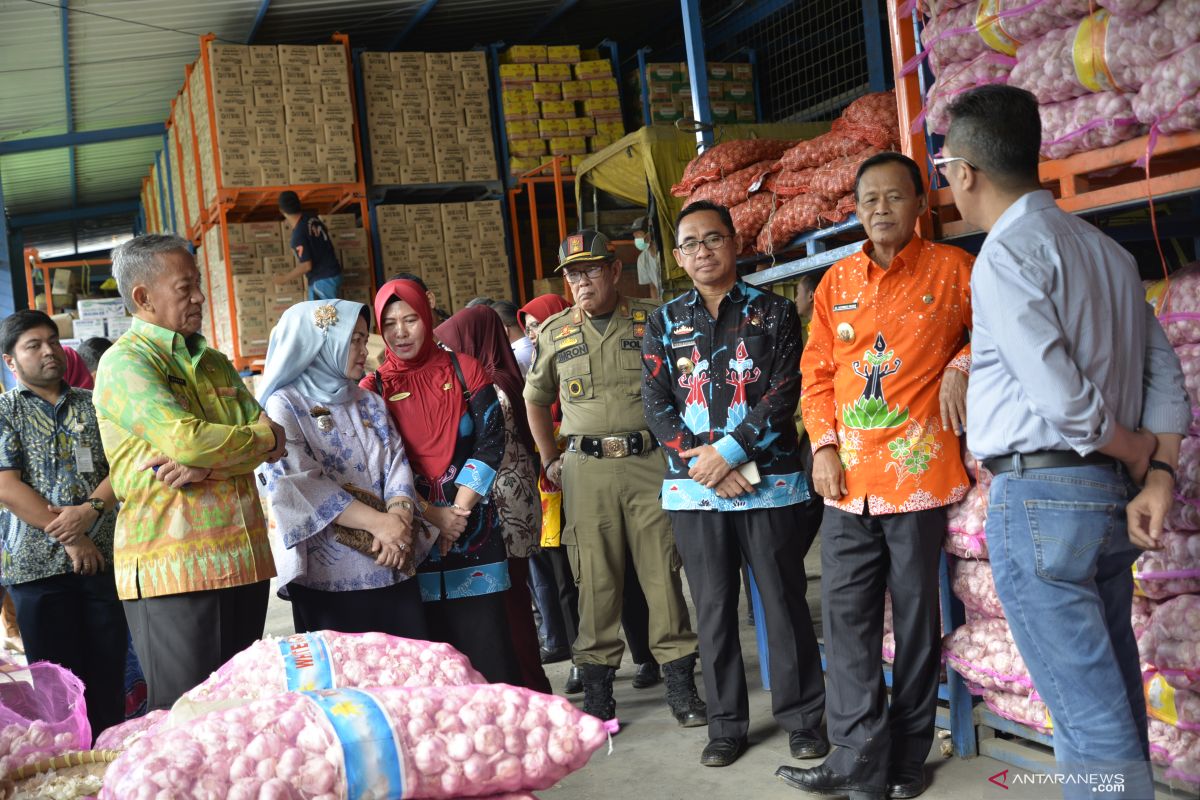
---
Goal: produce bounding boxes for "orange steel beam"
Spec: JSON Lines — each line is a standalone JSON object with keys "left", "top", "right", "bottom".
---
{"left": 551, "top": 156, "right": 568, "bottom": 242}
{"left": 887, "top": 0, "right": 932, "bottom": 239}
{"left": 526, "top": 181, "right": 543, "bottom": 280}
{"left": 508, "top": 188, "right": 527, "bottom": 304}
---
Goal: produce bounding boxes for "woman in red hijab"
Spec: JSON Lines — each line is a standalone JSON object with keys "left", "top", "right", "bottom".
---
{"left": 364, "top": 280, "right": 520, "bottom": 685}
{"left": 517, "top": 294, "right": 570, "bottom": 345}
{"left": 62, "top": 346, "right": 95, "bottom": 390}
{"left": 435, "top": 306, "right": 549, "bottom": 693}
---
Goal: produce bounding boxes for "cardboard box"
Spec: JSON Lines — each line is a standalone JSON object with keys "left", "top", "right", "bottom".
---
{"left": 463, "top": 162, "right": 496, "bottom": 181}
{"left": 499, "top": 63, "right": 537, "bottom": 84}
{"left": 583, "top": 97, "right": 621, "bottom": 117}
{"left": 261, "top": 163, "right": 289, "bottom": 185}
{"left": 567, "top": 117, "right": 596, "bottom": 137}
{"left": 316, "top": 143, "right": 355, "bottom": 165}
{"left": 429, "top": 106, "right": 464, "bottom": 127}
{"left": 532, "top": 82, "right": 562, "bottom": 102}
{"left": 361, "top": 52, "right": 390, "bottom": 73}
{"left": 736, "top": 102, "right": 756, "bottom": 122}
{"left": 710, "top": 101, "right": 737, "bottom": 122}
{"left": 290, "top": 164, "right": 325, "bottom": 184}
{"left": 244, "top": 221, "right": 283, "bottom": 243}
{"left": 561, "top": 80, "right": 591, "bottom": 101}
{"left": 650, "top": 102, "right": 683, "bottom": 123}
{"left": 435, "top": 161, "right": 464, "bottom": 182}
{"left": 596, "top": 120, "right": 625, "bottom": 138}
{"left": 281, "top": 64, "right": 311, "bottom": 84}
{"left": 211, "top": 64, "right": 242, "bottom": 87}
{"left": 316, "top": 104, "right": 354, "bottom": 126}
{"left": 508, "top": 156, "right": 545, "bottom": 174}
{"left": 367, "top": 108, "right": 399, "bottom": 129}
{"left": 537, "top": 118, "right": 569, "bottom": 138}
{"left": 549, "top": 136, "right": 586, "bottom": 156}
{"left": 213, "top": 86, "right": 251, "bottom": 106}
{"left": 509, "top": 138, "right": 547, "bottom": 158}
{"left": 397, "top": 128, "right": 433, "bottom": 147}
{"left": 725, "top": 82, "right": 753, "bottom": 102}
{"left": 439, "top": 204, "right": 469, "bottom": 226}
{"left": 316, "top": 44, "right": 344, "bottom": 65}
{"left": 574, "top": 60, "right": 613, "bottom": 80}
{"left": 240, "top": 65, "right": 280, "bottom": 86}
{"left": 283, "top": 84, "right": 317, "bottom": 104}
{"left": 707, "top": 62, "right": 734, "bottom": 81}
{"left": 503, "top": 101, "right": 540, "bottom": 121}
{"left": 216, "top": 126, "right": 253, "bottom": 148}
{"left": 248, "top": 144, "right": 287, "bottom": 167}
{"left": 462, "top": 106, "right": 492, "bottom": 129}
{"left": 322, "top": 85, "right": 352, "bottom": 105}
{"left": 254, "top": 85, "right": 283, "bottom": 106}
{"left": 391, "top": 52, "right": 425, "bottom": 71}
{"left": 394, "top": 89, "right": 429, "bottom": 108}
{"left": 262, "top": 256, "right": 291, "bottom": 275}
{"left": 645, "top": 80, "right": 673, "bottom": 102}
{"left": 277, "top": 44, "right": 318, "bottom": 67}
{"left": 506, "top": 119, "right": 540, "bottom": 140}
{"left": 589, "top": 78, "right": 619, "bottom": 98}
{"left": 310, "top": 65, "right": 345, "bottom": 85}
{"left": 246, "top": 107, "right": 285, "bottom": 127}
{"left": 284, "top": 105, "right": 316, "bottom": 126}
{"left": 451, "top": 51, "right": 487, "bottom": 72}
{"left": 536, "top": 63, "right": 572, "bottom": 82}
{"left": 286, "top": 142, "right": 319, "bottom": 162}
{"left": 213, "top": 104, "right": 246, "bottom": 130}
{"left": 425, "top": 71, "right": 459, "bottom": 91}
{"left": 72, "top": 318, "right": 108, "bottom": 339}
{"left": 465, "top": 201, "right": 501, "bottom": 223}
{"left": 645, "top": 62, "right": 685, "bottom": 82}
{"left": 732, "top": 63, "right": 753, "bottom": 81}
{"left": 209, "top": 43, "right": 250, "bottom": 68}
{"left": 401, "top": 106, "right": 431, "bottom": 127}
{"left": 540, "top": 100, "right": 575, "bottom": 120}
{"left": 546, "top": 45, "right": 581, "bottom": 64}
{"left": 104, "top": 317, "right": 133, "bottom": 339}
{"left": 401, "top": 164, "right": 437, "bottom": 184}
{"left": 506, "top": 45, "right": 547, "bottom": 64}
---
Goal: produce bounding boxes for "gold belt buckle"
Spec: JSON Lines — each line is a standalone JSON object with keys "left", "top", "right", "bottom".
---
{"left": 600, "top": 435, "right": 630, "bottom": 458}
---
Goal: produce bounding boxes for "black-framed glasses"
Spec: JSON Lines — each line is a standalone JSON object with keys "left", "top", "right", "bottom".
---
{"left": 677, "top": 233, "right": 731, "bottom": 256}
{"left": 931, "top": 155, "right": 978, "bottom": 179}
{"left": 563, "top": 263, "right": 607, "bottom": 283}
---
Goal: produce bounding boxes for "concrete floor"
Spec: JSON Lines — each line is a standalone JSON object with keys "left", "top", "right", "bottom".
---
{"left": 261, "top": 541, "right": 1041, "bottom": 800}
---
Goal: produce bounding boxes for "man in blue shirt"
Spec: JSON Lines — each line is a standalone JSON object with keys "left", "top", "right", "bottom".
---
{"left": 277, "top": 190, "right": 343, "bottom": 300}
{"left": 0, "top": 310, "right": 126, "bottom": 737}
{"left": 942, "top": 85, "right": 1190, "bottom": 798}
{"left": 643, "top": 201, "right": 826, "bottom": 768}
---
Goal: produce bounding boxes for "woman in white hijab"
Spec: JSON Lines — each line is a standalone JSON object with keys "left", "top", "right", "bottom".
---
{"left": 256, "top": 300, "right": 435, "bottom": 636}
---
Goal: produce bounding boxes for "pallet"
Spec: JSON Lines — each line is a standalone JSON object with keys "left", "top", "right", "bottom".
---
{"left": 975, "top": 706, "right": 1196, "bottom": 799}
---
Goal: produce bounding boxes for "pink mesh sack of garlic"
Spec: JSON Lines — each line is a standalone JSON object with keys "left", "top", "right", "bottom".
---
{"left": 1151, "top": 262, "right": 1200, "bottom": 347}
{"left": 1149, "top": 718, "right": 1199, "bottom": 767}
{"left": 1133, "top": 529, "right": 1200, "bottom": 599}
{"left": 0, "top": 661, "right": 90, "bottom": 775}
{"left": 1171, "top": 344, "right": 1200, "bottom": 422}
{"left": 916, "top": 0, "right": 1092, "bottom": 76}
{"left": 943, "top": 617, "right": 1034, "bottom": 695}
{"left": 101, "top": 684, "right": 609, "bottom": 800}
{"left": 945, "top": 484, "right": 989, "bottom": 559}
{"left": 177, "top": 632, "right": 485, "bottom": 715}
{"left": 1142, "top": 595, "right": 1200, "bottom": 692}
{"left": 951, "top": 557, "right": 1005, "bottom": 618}
{"left": 1133, "top": 595, "right": 1158, "bottom": 641}
{"left": 1177, "top": 436, "right": 1200, "bottom": 500}
{"left": 1145, "top": 669, "right": 1200, "bottom": 732}
{"left": 1134, "top": 41, "right": 1200, "bottom": 135}
{"left": 984, "top": 689, "right": 1053, "bottom": 734}
{"left": 94, "top": 709, "right": 169, "bottom": 752}
{"left": 1039, "top": 92, "right": 1145, "bottom": 160}
{"left": 921, "top": 52, "right": 1015, "bottom": 135}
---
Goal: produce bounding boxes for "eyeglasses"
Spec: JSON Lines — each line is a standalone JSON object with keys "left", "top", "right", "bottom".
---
{"left": 931, "top": 155, "right": 978, "bottom": 179}
{"left": 563, "top": 263, "right": 608, "bottom": 283}
{"left": 677, "top": 233, "right": 731, "bottom": 256}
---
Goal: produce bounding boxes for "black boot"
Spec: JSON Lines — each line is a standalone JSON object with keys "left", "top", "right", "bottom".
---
{"left": 662, "top": 654, "right": 707, "bottom": 727}
{"left": 579, "top": 663, "right": 616, "bottom": 721}
{"left": 564, "top": 665, "right": 583, "bottom": 695}
{"left": 632, "top": 661, "right": 661, "bottom": 689}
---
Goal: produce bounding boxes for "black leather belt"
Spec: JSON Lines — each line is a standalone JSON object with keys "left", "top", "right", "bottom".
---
{"left": 983, "top": 450, "right": 1117, "bottom": 476}
{"left": 568, "top": 431, "right": 656, "bottom": 459}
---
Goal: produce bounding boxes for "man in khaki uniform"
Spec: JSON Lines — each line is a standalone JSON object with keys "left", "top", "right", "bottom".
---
{"left": 525, "top": 230, "right": 705, "bottom": 727}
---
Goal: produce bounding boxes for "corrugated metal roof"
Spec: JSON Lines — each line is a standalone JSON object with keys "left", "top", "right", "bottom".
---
{"left": 1, "top": 0, "right": 687, "bottom": 229}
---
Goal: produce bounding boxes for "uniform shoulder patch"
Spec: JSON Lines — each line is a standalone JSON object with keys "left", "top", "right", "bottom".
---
{"left": 556, "top": 343, "right": 589, "bottom": 363}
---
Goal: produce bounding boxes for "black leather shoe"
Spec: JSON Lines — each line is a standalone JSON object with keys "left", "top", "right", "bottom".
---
{"left": 700, "top": 736, "right": 748, "bottom": 767}
{"left": 788, "top": 728, "right": 830, "bottom": 759}
{"left": 775, "top": 764, "right": 884, "bottom": 798}
{"left": 887, "top": 765, "right": 927, "bottom": 799}
{"left": 539, "top": 645, "right": 571, "bottom": 664}
{"left": 632, "top": 661, "right": 661, "bottom": 689}
{"left": 563, "top": 665, "right": 582, "bottom": 695}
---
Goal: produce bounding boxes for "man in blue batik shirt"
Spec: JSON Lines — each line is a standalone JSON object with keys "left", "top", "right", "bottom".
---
{"left": 643, "top": 201, "right": 827, "bottom": 769}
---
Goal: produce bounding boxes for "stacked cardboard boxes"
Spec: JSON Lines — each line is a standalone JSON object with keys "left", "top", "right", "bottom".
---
{"left": 375, "top": 201, "right": 509, "bottom": 311}
{"left": 498, "top": 45, "right": 626, "bottom": 177}
{"left": 74, "top": 298, "right": 131, "bottom": 340}
{"left": 187, "top": 40, "right": 359, "bottom": 213}
{"left": 360, "top": 51, "right": 498, "bottom": 185}
{"left": 319, "top": 214, "right": 374, "bottom": 308}
{"left": 172, "top": 88, "right": 203, "bottom": 234}
{"left": 628, "top": 62, "right": 756, "bottom": 125}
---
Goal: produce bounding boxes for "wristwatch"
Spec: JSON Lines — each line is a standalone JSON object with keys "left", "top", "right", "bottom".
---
{"left": 416, "top": 498, "right": 430, "bottom": 516}
{"left": 87, "top": 498, "right": 106, "bottom": 514}
{"left": 1148, "top": 460, "right": 1176, "bottom": 482}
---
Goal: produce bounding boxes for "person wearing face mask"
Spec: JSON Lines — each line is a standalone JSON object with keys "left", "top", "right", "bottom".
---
{"left": 630, "top": 215, "right": 662, "bottom": 300}
{"left": 365, "top": 280, "right": 522, "bottom": 685}
{"left": 256, "top": 300, "right": 433, "bottom": 637}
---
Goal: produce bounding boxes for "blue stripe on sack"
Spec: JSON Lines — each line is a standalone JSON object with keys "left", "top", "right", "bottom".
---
{"left": 302, "top": 688, "right": 405, "bottom": 799}
{"left": 279, "top": 633, "right": 335, "bottom": 691}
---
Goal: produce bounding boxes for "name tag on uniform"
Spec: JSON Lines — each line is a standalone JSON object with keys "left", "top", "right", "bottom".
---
{"left": 621, "top": 339, "right": 642, "bottom": 350}
{"left": 557, "top": 343, "right": 588, "bottom": 363}
{"left": 74, "top": 446, "right": 95, "bottom": 473}
{"left": 833, "top": 302, "right": 859, "bottom": 313}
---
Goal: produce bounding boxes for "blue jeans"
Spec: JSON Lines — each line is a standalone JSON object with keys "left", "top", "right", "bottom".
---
{"left": 307, "top": 275, "right": 342, "bottom": 301}
{"left": 987, "top": 462, "right": 1154, "bottom": 800}
{"left": 528, "top": 553, "right": 566, "bottom": 650}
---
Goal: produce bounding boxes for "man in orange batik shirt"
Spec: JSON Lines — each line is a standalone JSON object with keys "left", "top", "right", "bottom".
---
{"left": 778, "top": 153, "right": 973, "bottom": 800}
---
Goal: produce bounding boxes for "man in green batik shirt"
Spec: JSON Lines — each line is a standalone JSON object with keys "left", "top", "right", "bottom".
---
{"left": 93, "top": 234, "right": 286, "bottom": 709}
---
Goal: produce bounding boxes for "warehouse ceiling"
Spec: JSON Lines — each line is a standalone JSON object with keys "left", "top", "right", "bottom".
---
{"left": 0, "top": 0, "right": 685, "bottom": 232}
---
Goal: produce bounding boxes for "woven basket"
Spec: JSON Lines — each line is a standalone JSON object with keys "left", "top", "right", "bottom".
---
{"left": 2, "top": 750, "right": 119, "bottom": 799}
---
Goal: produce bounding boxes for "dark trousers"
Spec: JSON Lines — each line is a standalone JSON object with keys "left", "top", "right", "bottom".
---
{"left": 621, "top": 547, "right": 655, "bottom": 665}
{"left": 425, "top": 591, "right": 522, "bottom": 685}
{"left": 671, "top": 502, "right": 826, "bottom": 740}
{"left": 124, "top": 580, "right": 269, "bottom": 711}
{"left": 530, "top": 545, "right": 580, "bottom": 649}
{"left": 288, "top": 579, "right": 428, "bottom": 640}
{"left": 502, "top": 557, "right": 552, "bottom": 693}
{"left": 820, "top": 506, "right": 946, "bottom": 788}
{"left": 528, "top": 549, "right": 569, "bottom": 650}
{"left": 9, "top": 571, "right": 127, "bottom": 740}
